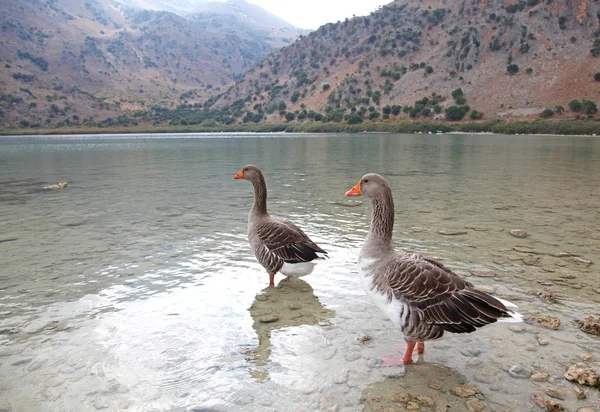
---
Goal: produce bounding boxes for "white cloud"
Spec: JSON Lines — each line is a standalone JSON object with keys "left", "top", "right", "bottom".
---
{"left": 247, "top": 0, "right": 391, "bottom": 30}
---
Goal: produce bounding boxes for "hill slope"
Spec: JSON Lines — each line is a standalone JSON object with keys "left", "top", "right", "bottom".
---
{"left": 213, "top": 0, "right": 600, "bottom": 124}
{"left": 0, "top": 0, "right": 306, "bottom": 128}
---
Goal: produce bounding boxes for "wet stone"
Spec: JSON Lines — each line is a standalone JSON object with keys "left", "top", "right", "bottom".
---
{"left": 525, "top": 316, "right": 561, "bottom": 330}
{"left": 451, "top": 384, "right": 480, "bottom": 398}
{"left": 537, "top": 291, "right": 558, "bottom": 303}
{"left": 390, "top": 393, "right": 411, "bottom": 403}
{"left": 545, "top": 388, "right": 565, "bottom": 399}
{"left": 357, "top": 335, "right": 371, "bottom": 344}
{"left": 288, "top": 303, "right": 302, "bottom": 310}
{"left": 428, "top": 380, "right": 442, "bottom": 390}
{"left": 319, "top": 397, "right": 338, "bottom": 412}
{"left": 473, "top": 373, "right": 491, "bottom": 384}
{"left": 380, "top": 366, "right": 404, "bottom": 378}
{"left": 576, "top": 406, "right": 598, "bottom": 412}
{"left": 93, "top": 398, "right": 110, "bottom": 410}
{"left": 332, "top": 369, "right": 349, "bottom": 384}
{"left": 0, "top": 401, "right": 11, "bottom": 412}
{"left": 322, "top": 347, "right": 337, "bottom": 360}
{"left": 509, "top": 364, "right": 532, "bottom": 379}
{"left": 344, "top": 351, "right": 361, "bottom": 362}
{"left": 258, "top": 314, "right": 279, "bottom": 323}
{"left": 580, "top": 352, "right": 596, "bottom": 362}
{"left": 366, "top": 357, "right": 379, "bottom": 368}
{"left": 530, "top": 372, "right": 550, "bottom": 382}
{"left": 255, "top": 295, "right": 268, "bottom": 302}
{"left": 466, "top": 399, "right": 485, "bottom": 412}
{"left": 510, "top": 229, "right": 529, "bottom": 238}
{"left": 10, "top": 358, "right": 32, "bottom": 366}
{"left": 564, "top": 363, "right": 599, "bottom": 386}
{"left": 573, "top": 385, "right": 586, "bottom": 400}
{"left": 578, "top": 315, "right": 600, "bottom": 335}
{"left": 536, "top": 334, "right": 550, "bottom": 346}
{"left": 467, "top": 358, "right": 483, "bottom": 367}
{"left": 460, "top": 348, "right": 481, "bottom": 357}
{"left": 509, "top": 325, "right": 525, "bottom": 333}
{"left": 406, "top": 401, "right": 420, "bottom": 410}
{"left": 234, "top": 395, "right": 254, "bottom": 405}
{"left": 415, "top": 395, "right": 435, "bottom": 407}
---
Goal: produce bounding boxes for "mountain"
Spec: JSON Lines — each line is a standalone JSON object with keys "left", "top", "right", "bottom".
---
{"left": 213, "top": 0, "right": 600, "bottom": 124}
{"left": 0, "top": 0, "right": 307, "bottom": 128}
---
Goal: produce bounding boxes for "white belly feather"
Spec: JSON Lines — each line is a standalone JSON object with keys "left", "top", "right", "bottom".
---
{"left": 358, "top": 258, "right": 406, "bottom": 328}
{"left": 280, "top": 261, "right": 317, "bottom": 277}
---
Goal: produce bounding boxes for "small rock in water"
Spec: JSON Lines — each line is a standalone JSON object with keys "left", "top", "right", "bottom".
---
{"left": 525, "top": 316, "right": 561, "bottom": 330}
{"left": 537, "top": 290, "right": 558, "bottom": 303}
{"left": 380, "top": 366, "right": 404, "bottom": 378}
{"left": 564, "top": 363, "right": 599, "bottom": 386}
{"left": 580, "top": 352, "right": 596, "bottom": 362}
{"left": 572, "top": 385, "right": 586, "bottom": 400}
{"left": 437, "top": 230, "right": 468, "bottom": 236}
{"left": 509, "top": 325, "right": 525, "bottom": 333}
{"left": 415, "top": 395, "right": 435, "bottom": 407}
{"left": 258, "top": 314, "right": 279, "bottom": 323}
{"left": 530, "top": 372, "right": 550, "bottom": 382}
{"left": 576, "top": 406, "right": 598, "bottom": 412}
{"left": 578, "top": 315, "right": 600, "bottom": 335}
{"left": 390, "top": 393, "right": 412, "bottom": 403}
{"left": 428, "top": 380, "right": 442, "bottom": 390}
{"left": 344, "top": 351, "right": 361, "bottom": 362}
{"left": 235, "top": 395, "right": 254, "bottom": 405}
{"left": 466, "top": 399, "right": 485, "bottom": 412}
{"left": 545, "top": 388, "right": 565, "bottom": 399}
{"left": 510, "top": 229, "right": 529, "bottom": 238}
{"left": 460, "top": 347, "right": 481, "bottom": 357}
{"left": 255, "top": 295, "right": 268, "bottom": 302}
{"left": 473, "top": 373, "right": 491, "bottom": 384}
{"left": 332, "top": 369, "right": 349, "bottom": 384}
{"left": 531, "top": 393, "right": 566, "bottom": 411}
{"left": 0, "top": 401, "right": 12, "bottom": 412}
{"left": 93, "top": 398, "right": 109, "bottom": 410}
{"left": 357, "top": 335, "right": 371, "bottom": 344}
{"left": 319, "top": 397, "right": 338, "bottom": 412}
{"left": 536, "top": 334, "right": 550, "bottom": 346}
{"left": 451, "top": 384, "right": 480, "bottom": 398}
{"left": 405, "top": 401, "right": 420, "bottom": 410}
{"left": 467, "top": 358, "right": 483, "bottom": 367}
{"left": 509, "top": 364, "right": 533, "bottom": 379}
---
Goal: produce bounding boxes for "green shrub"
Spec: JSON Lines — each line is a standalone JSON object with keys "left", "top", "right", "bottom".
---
{"left": 507, "top": 64, "right": 519, "bottom": 74}
{"left": 568, "top": 99, "right": 583, "bottom": 112}
{"left": 539, "top": 108, "right": 554, "bottom": 118}
{"left": 425, "top": 66, "right": 433, "bottom": 74}
{"left": 595, "top": 72, "right": 600, "bottom": 82}
{"left": 445, "top": 106, "right": 469, "bottom": 121}
{"left": 582, "top": 100, "right": 598, "bottom": 114}
{"left": 285, "top": 112, "right": 296, "bottom": 121}
{"left": 469, "top": 110, "right": 484, "bottom": 120}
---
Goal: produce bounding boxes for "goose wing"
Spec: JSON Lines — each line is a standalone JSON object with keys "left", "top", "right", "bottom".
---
{"left": 256, "top": 219, "right": 327, "bottom": 263}
{"left": 382, "top": 253, "right": 511, "bottom": 333}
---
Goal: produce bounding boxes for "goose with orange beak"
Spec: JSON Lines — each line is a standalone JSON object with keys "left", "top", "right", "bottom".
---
{"left": 234, "top": 165, "right": 328, "bottom": 286}
{"left": 346, "top": 173, "right": 522, "bottom": 365}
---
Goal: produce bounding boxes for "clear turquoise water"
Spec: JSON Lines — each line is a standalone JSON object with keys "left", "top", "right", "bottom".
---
{"left": 1, "top": 133, "right": 599, "bottom": 411}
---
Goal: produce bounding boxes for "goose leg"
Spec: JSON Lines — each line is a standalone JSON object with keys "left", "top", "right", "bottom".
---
{"left": 402, "top": 343, "right": 416, "bottom": 364}
{"left": 269, "top": 274, "right": 275, "bottom": 286}
{"left": 417, "top": 342, "right": 425, "bottom": 354}
{"left": 280, "top": 276, "right": 292, "bottom": 282}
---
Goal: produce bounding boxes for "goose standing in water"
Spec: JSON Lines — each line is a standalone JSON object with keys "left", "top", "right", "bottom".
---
{"left": 234, "top": 165, "right": 328, "bottom": 286}
{"left": 345, "top": 173, "right": 522, "bottom": 365}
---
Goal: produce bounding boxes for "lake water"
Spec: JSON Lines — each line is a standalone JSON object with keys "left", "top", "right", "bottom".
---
{"left": 0, "top": 133, "right": 599, "bottom": 412}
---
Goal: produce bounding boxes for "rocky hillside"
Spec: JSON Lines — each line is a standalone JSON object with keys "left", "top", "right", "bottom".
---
{"left": 213, "top": 0, "right": 600, "bottom": 124}
{"left": 0, "top": 0, "right": 306, "bottom": 128}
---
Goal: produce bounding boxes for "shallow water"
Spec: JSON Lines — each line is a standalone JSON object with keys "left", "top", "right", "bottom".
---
{"left": 0, "top": 133, "right": 599, "bottom": 412}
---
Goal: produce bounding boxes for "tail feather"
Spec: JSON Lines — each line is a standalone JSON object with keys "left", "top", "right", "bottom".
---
{"left": 494, "top": 296, "right": 523, "bottom": 323}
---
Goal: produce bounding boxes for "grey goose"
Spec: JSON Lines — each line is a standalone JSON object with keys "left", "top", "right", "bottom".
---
{"left": 234, "top": 165, "right": 328, "bottom": 286}
{"left": 345, "top": 173, "right": 522, "bottom": 365}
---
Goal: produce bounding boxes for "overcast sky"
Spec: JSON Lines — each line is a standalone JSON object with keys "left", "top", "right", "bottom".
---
{"left": 247, "top": 0, "right": 391, "bottom": 30}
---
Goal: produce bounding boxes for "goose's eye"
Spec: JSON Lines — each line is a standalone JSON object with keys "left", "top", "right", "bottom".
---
{"left": 244, "top": 168, "right": 248, "bottom": 171}
{"left": 364, "top": 179, "right": 369, "bottom": 183}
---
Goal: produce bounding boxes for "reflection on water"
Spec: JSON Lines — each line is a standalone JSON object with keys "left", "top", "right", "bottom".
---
{"left": 246, "top": 279, "right": 335, "bottom": 381}
{"left": 0, "top": 133, "right": 599, "bottom": 411}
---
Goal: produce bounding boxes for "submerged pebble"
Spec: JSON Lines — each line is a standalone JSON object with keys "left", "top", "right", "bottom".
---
{"left": 509, "top": 364, "right": 532, "bottom": 379}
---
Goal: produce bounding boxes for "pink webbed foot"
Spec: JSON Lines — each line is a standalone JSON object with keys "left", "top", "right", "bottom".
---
{"left": 380, "top": 343, "right": 421, "bottom": 366}
{"left": 280, "top": 276, "right": 292, "bottom": 282}
{"left": 380, "top": 353, "right": 409, "bottom": 367}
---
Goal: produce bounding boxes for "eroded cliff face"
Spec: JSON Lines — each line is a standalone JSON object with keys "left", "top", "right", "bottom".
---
{"left": 216, "top": 0, "right": 600, "bottom": 122}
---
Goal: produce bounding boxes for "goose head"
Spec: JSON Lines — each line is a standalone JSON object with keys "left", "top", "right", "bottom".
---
{"left": 345, "top": 173, "right": 391, "bottom": 199}
{"left": 234, "top": 165, "right": 263, "bottom": 184}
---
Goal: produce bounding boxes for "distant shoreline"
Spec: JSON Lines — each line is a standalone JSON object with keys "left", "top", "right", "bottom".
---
{"left": 1, "top": 119, "right": 599, "bottom": 137}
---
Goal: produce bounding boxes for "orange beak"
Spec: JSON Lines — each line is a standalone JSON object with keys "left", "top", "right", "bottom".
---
{"left": 345, "top": 182, "right": 362, "bottom": 197}
{"left": 233, "top": 169, "right": 244, "bottom": 180}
